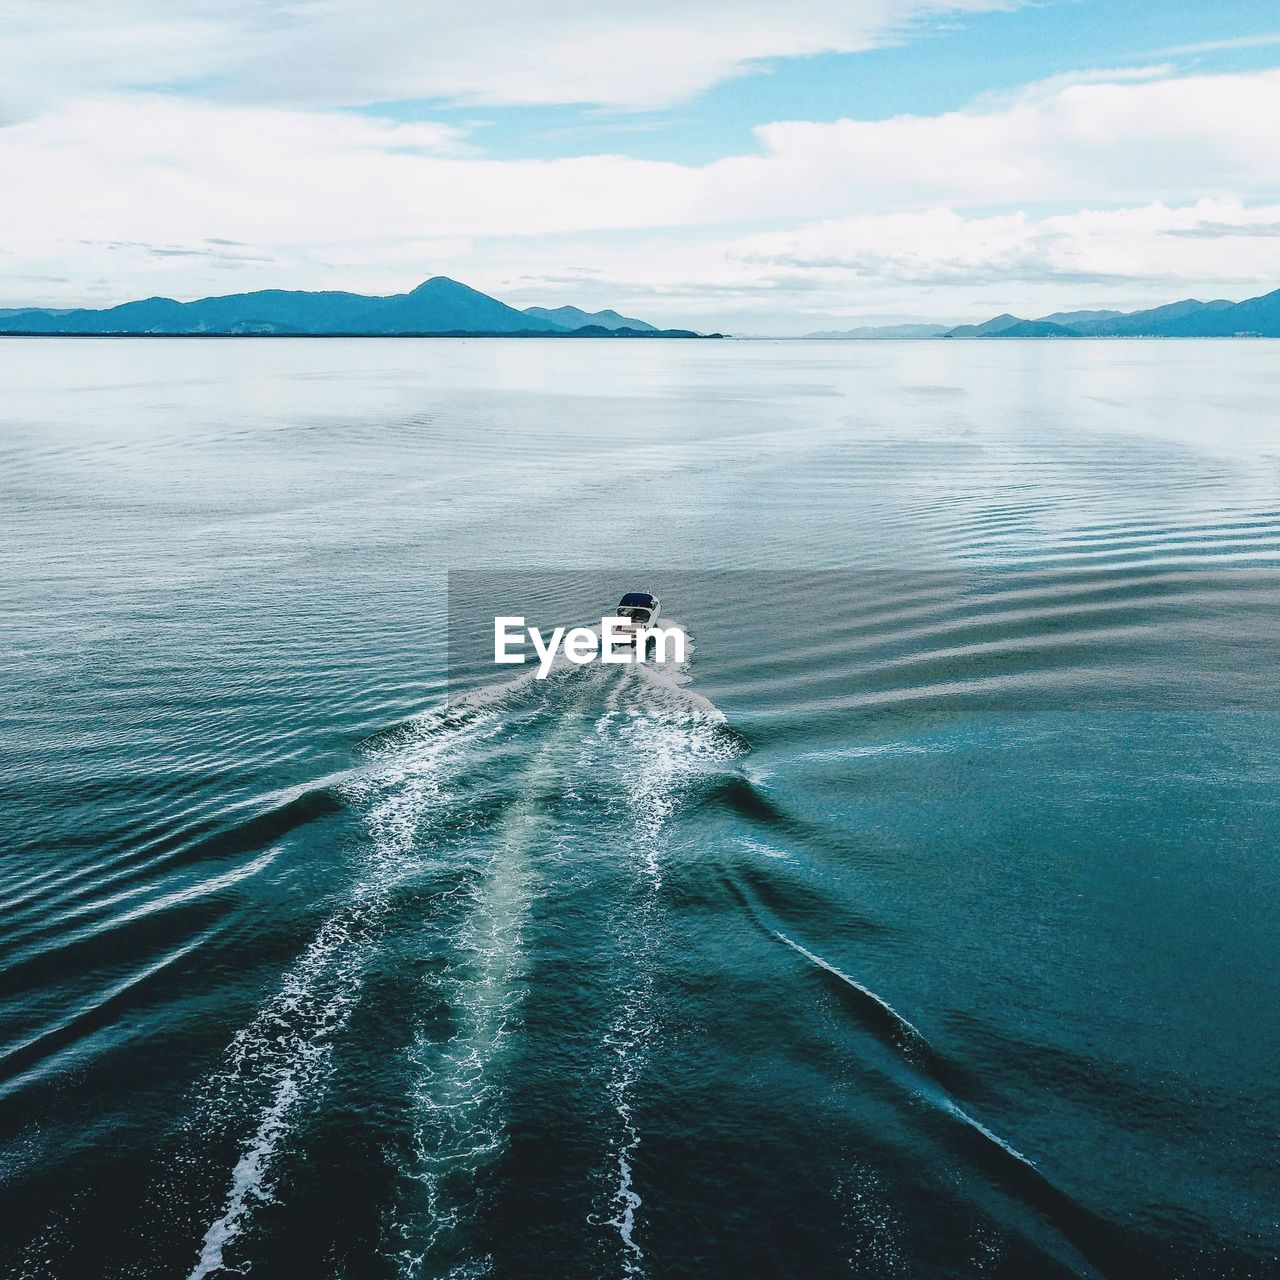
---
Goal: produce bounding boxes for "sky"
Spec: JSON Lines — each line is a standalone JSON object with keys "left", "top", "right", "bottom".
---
{"left": 3, "top": 0, "right": 1280, "bottom": 333}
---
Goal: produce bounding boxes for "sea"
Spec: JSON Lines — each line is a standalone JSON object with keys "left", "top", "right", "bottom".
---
{"left": 1, "top": 337, "right": 1277, "bottom": 1279}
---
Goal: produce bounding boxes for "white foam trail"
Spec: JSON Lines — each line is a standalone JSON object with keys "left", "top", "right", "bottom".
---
{"left": 389, "top": 659, "right": 737, "bottom": 1276}
{"left": 937, "top": 1098, "right": 1038, "bottom": 1171}
{"left": 605, "top": 1008, "right": 647, "bottom": 1277}
{"left": 190, "top": 654, "right": 738, "bottom": 1278}
{"left": 770, "top": 930, "right": 1041, "bottom": 1176}
{"left": 187, "top": 706, "right": 496, "bottom": 1279}
{"left": 392, "top": 696, "right": 593, "bottom": 1278}
{"left": 770, "top": 928, "right": 927, "bottom": 1047}
{"left": 596, "top": 667, "right": 742, "bottom": 1275}
{"left": 189, "top": 983, "right": 335, "bottom": 1280}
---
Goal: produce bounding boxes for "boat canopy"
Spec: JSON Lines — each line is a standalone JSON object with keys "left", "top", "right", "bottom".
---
{"left": 618, "top": 592, "right": 656, "bottom": 608}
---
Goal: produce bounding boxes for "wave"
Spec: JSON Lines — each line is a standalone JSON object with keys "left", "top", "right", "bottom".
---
{"left": 180, "top": 640, "right": 743, "bottom": 1279}
{"left": 186, "top": 705, "right": 499, "bottom": 1279}
{"left": 728, "top": 869, "right": 1136, "bottom": 1279}
{"left": 387, "top": 689, "right": 589, "bottom": 1278}
{"left": 383, "top": 652, "right": 743, "bottom": 1278}
{"left": 592, "top": 668, "right": 744, "bottom": 1277}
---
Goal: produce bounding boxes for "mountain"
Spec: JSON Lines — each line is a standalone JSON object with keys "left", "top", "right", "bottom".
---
{"left": 799, "top": 288, "right": 1280, "bottom": 341}
{"left": 1070, "top": 296, "right": 1270, "bottom": 336}
{"left": 1070, "top": 298, "right": 1235, "bottom": 336}
{"left": 0, "top": 279, "right": 550, "bottom": 335}
{"left": 1, "top": 290, "right": 400, "bottom": 336}
{"left": 1036, "top": 309, "right": 1122, "bottom": 327}
{"left": 0, "top": 277, "right": 683, "bottom": 337}
{"left": 986, "top": 318, "right": 1078, "bottom": 338}
{"left": 523, "top": 305, "right": 656, "bottom": 332}
{"left": 938, "top": 288, "right": 1280, "bottom": 338}
{"left": 946, "top": 315, "right": 1077, "bottom": 338}
{"left": 558, "top": 324, "right": 707, "bottom": 338}
{"left": 805, "top": 323, "right": 949, "bottom": 339}
{"left": 1156, "top": 287, "right": 1280, "bottom": 336}
{"left": 943, "top": 313, "right": 1024, "bottom": 338}
{"left": 358, "top": 277, "right": 554, "bottom": 333}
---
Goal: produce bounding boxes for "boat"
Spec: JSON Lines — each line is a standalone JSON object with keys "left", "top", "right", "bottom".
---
{"left": 613, "top": 591, "right": 660, "bottom": 646}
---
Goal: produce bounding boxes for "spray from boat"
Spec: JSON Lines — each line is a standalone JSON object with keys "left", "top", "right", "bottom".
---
{"left": 186, "top": 606, "right": 743, "bottom": 1279}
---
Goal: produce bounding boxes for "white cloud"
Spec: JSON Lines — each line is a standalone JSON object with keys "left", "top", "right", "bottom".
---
{"left": 0, "top": 96, "right": 705, "bottom": 256}
{"left": 725, "top": 200, "right": 1280, "bottom": 310}
{"left": 730, "top": 67, "right": 1280, "bottom": 214}
{"left": 476, "top": 200, "right": 1280, "bottom": 332}
{"left": 1153, "top": 31, "right": 1280, "bottom": 57}
{"left": 0, "top": 0, "right": 1014, "bottom": 116}
{"left": 6, "top": 68, "right": 1280, "bottom": 241}
{"left": 4, "top": 67, "right": 1280, "bottom": 325}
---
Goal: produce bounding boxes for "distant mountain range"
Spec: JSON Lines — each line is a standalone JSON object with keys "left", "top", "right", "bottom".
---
{"left": 805, "top": 287, "right": 1280, "bottom": 339}
{"left": 522, "top": 304, "right": 656, "bottom": 332}
{"left": 806, "top": 322, "right": 950, "bottom": 339}
{"left": 0, "top": 277, "right": 708, "bottom": 338}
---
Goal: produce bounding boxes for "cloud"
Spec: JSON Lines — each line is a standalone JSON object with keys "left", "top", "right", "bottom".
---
{"left": 733, "top": 212, "right": 1096, "bottom": 285}
{"left": 434, "top": 198, "right": 1280, "bottom": 332}
{"left": 76, "top": 237, "right": 275, "bottom": 261}
{"left": 6, "top": 68, "right": 1280, "bottom": 253}
{"left": 730, "top": 202, "right": 1280, "bottom": 291}
{"left": 1165, "top": 221, "right": 1280, "bottom": 239}
{"left": 732, "top": 67, "right": 1280, "bottom": 214}
{"left": 0, "top": 0, "right": 1015, "bottom": 116}
{"left": 966, "top": 62, "right": 1177, "bottom": 108}
{"left": 471, "top": 198, "right": 1280, "bottom": 332}
{"left": 1153, "top": 31, "right": 1280, "bottom": 57}
{"left": 4, "top": 66, "right": 1280, "bottom": 324}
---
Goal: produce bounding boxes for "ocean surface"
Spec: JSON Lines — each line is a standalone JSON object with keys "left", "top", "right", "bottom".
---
{"left": 1, "top": 337, "right": 1277, "bottom": 1279}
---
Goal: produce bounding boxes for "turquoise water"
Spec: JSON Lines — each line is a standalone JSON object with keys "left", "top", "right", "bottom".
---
{"left": 1, "top": 338, "right": 1277, "bottom": 1278}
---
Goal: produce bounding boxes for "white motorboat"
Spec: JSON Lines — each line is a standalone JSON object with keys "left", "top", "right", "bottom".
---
{"left": 612, "top": 591, "right": 660, "bottom": 645}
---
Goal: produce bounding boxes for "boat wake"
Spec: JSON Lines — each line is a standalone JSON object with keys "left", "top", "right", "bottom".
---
{"left": 185, "top": 706, "right": 501, "bottom": 1279}
{"left": 183, "top": 634, "right": 742, "bottom": 1279}
{"left": 593, "top": 667, "right": 742, "bottom": 1277}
